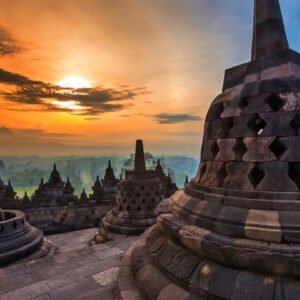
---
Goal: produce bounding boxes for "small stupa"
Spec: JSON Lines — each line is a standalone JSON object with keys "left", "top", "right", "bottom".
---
{"left": 0, "top": 206, "right": 55, "bottom": 265}
{"left": 89, "top": 161, "right": 119, "bottom": 204}
{"left": 92, "top": 140, "right": 164, "bottom": 243}
{"left": 117, "top": 1, "right": 300, "bottom": 299}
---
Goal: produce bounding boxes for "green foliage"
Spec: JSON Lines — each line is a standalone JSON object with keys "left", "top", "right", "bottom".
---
{"left": 0, "top": 155, "right": 199, "bottom": 196}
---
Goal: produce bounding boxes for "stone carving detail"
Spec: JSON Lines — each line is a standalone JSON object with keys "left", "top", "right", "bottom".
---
{"left": 243, "top": 137, "right": 276, "bottom": 162}
{"left": 215, "top": 139, "right": 236, "bottom": 161}
{"left": 256, "top": 162, "right": 298, "bottom": 192}
{"left": 222, "top": 162, "right": 255, "bottom": 190}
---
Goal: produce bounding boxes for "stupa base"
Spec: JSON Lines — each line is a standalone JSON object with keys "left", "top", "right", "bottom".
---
{"left": 0, "top": 210, "right": 57, "bottom": 266}
{"left": 91, "top": 210, "right": 157, "bottom": 244}
{"left": 117, "top": 221, "right": 300, "bottom": 300}
{"left": 9, "top": 238, "right": 58, "bottom": 266}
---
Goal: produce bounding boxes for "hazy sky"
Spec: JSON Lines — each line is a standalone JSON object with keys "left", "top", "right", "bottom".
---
{"left": 0, "top": 0, "right": 299, "bottom": 156}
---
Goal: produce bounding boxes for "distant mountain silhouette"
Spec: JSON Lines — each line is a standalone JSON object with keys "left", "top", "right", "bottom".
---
{"left": 0, "top": 126, "right": 13, "bottom": 135}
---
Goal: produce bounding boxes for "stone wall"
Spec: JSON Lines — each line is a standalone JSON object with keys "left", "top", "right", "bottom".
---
{"left": 23, "top": 202, "right": 114, "bottom": 234}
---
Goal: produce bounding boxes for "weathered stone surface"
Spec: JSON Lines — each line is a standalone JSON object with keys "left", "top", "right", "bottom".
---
{"left": 215, "top": 139, "right": 236, "bottom": 162}
{"left": 206, "top": 102, "right": 225, "bottom": 121}
{"left": 222, "top": 162, "right": 254, "bottom": 190}
{"left": 231, "top": 272, "right": 274, "bottom": 300}
{"left": 280, "top": 92, "right": 300, "bottom": 111}
{"left": 260, "top": 63, "right": 298, "bottom": 81}
{"left": 26, "top": 203, "right": 112, "bottom": 234}
{"left": 178, "top": 226, "right": 208, "bottom": 257}
{"left": 256, "top": 162, "right": 298, "bottom": 192}
{"left": 228, "top": 116, "right": 258, "bottom": 138}
{"left": 157, "top": 284, "right": 189, "bottom": 300}
{"left": 0, "top": 228, "right": 139, "bottom": 300}
{"left": 92, "top": 267, "right": 119, "bottom": 286}
{"left": 245, "top": 73, "right": 260, "bottom": 83}
{"left": 200, "top": 161, "right": 226, "bottom": 187}
{"left": 210, "top": 118, "right": 234, "bottom": 139}
{"left": 162, "top": 248, "right": 202, "bottom": 283}
{"left": 136, "top": 264, "right": 170, "bottom": 299}
{"left": 260, "top": 112, "right": 295, "bottom": 136}
{"left": 214, "top": 206, "right": 248, "bottom": 238}
{"left": 131, "top": 245, "right": 152, "bottom": 273}
{"left": 279, "top": 211, "right": 300, "bottom": 242}
{"left": 280, "top": 137, "right": 300, "bottom": 161}
{"left": 208, "top": 264, "right": 239, "bottom": 299}
{"left": 190, "top": 260, "right": 217, "bottom": 293}
{"left": 221, "top": 99, "right": 242, "bottom": 118}
{"left": 201, "top": 140, "right": 219, "bottom": 161}
{"left": 245, "top": 209, "right": 282, "bottom": 243}
{"left": 241, "top": 94, "right": 272, "bottom": 115}
{"left": 243, "top": 137, "right": 276, "bottom": 162}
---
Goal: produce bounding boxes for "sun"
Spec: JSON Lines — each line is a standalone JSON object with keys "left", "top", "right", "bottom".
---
{"left": 58, "top": 75, "right": 92, "bottom": 89}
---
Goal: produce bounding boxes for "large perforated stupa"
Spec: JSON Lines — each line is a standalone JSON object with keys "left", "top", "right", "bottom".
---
{"left": 92, "top": 140, "right": 164, "bottom": 243}
{"left": 117, "top": 1, "right": 300, "bottom": 299}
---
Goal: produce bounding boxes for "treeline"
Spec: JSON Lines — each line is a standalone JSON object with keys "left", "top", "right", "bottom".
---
{"left": 0, "top": 154, "right": 199, "bottom": 196}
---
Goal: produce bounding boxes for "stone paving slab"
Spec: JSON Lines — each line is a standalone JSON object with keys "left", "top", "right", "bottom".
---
{"left": 0, "top": 228, "right": 138, "bottom": 300}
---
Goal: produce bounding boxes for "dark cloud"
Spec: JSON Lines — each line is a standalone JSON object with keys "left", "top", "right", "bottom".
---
{"left": 154, "top": 113, "right": 202, "bottom": 124}
{"left": 84, "top": 117, "right": 100, "bottom": 121}
{"left": 0, "top": 68, "right": 146, "bottom": 115}
{"left": 0, "top": 27, "right": 24, "bottom": 57}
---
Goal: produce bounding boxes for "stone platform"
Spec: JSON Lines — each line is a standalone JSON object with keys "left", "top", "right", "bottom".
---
{"left": 0, "top": 228, "right": 139, "bottom": 300}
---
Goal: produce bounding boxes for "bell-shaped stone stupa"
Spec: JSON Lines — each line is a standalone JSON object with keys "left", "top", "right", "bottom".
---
{"left": 117, "top": 1, "right": 300, "bottom": 299}
{"left": 0, "top": 206, "right": 54, "bottom": 266}
{"left": 93, "top": 140, "right": 163, "bottom": 243}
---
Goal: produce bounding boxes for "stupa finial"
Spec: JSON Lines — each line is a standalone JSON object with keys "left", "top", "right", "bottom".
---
{"left": 252, "top": 0, "right": 289, "bottom": 60}
{"left": 134, "top": 140, "right": 146, "bottom": 172}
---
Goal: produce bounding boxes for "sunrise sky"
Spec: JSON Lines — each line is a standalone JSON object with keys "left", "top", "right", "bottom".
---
{"left": 0, "top": 0, "right": 300, "bottom": 156}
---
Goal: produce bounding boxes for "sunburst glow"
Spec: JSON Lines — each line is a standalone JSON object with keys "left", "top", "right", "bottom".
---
{"left": 58, "top": 76, "right": 92, "bottom": 89}
{"left": 51, "top": 100, "right": 84, "bottom": 111}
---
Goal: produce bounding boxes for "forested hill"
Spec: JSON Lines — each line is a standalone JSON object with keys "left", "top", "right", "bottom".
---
{"left": 0, "top": 154, "right": 199, "bottom": 196}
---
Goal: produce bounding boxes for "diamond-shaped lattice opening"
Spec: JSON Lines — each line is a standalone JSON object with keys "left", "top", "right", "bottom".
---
{"left": 217, "top": 164, "right": 228, "bottom": 186}
{"left": 269, "top": 138, "right": 287, "bottom": 159}
{"left": 238, "top": 97, "right": 249, "bottom": 110}
{"left": 232, "top": 139, "right": 247, "bottom": 160}
{"left": 290, "top": 113, "right": 300, "bottom": 134}
{"left": 248, "top": 165, "right": 265, "bottom": 188}
{"left": 247, "top": 115, "right": 267, "bottom": 135}
{"left": 288, "top": 164, "right": 300, "bottom": 190}
{"left": 211, "top": 141, "right": 220, "bottom": 158}
{"left": 265, "top": 94, "right": 285, "bottom": 111}
{"left": 217, "top": 117, "right": 234, "bottom": 138}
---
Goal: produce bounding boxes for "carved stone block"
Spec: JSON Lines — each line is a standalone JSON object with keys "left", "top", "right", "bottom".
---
{"left": 243, "top": 137, "right": 276, "bottom": 162}
{"left": 256, "top": 162, "right": 298, "bottom": 192}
